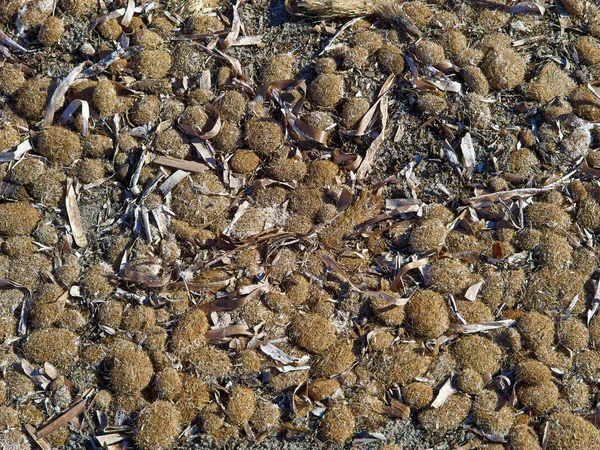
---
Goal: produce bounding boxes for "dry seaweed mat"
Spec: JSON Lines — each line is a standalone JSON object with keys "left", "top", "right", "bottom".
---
{"left": 3, "top": 0, "right": 600, "bottom": 449}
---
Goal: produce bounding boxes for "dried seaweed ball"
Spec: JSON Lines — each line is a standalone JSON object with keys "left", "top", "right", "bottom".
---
{"left": 415, "top": 40, "right": 446, "bottom": 66}
{"left": 227, "top": 386, "right": 256, "bottom": 425}
{"left": 481, "top": 47, "right": 526, "bottom": 91}
{"left": 429, "top": 258, "right": 480, "bottom": 295}
{"left": 133, "top": 28, "right": 163, "bottom": 49}
{"left": 406, "top": 290, "right": 449, "bottom": 339}
{"left": 456, "top": 368, "right": 484, "bottom": 395}
{"left": 516, "top": 359, "right": 552, "bottom": 384}
{"left": 230, "top": 150, "right": 259, "bottom": 174}
{"left": 22, "top": 328, "right": 78, "bottom": 370}
{"left": 153, "top": 368, "right": 182, "bottom": 401}
{"left": 403, "top": 1, "right": 432, "bottom": 28}
{"left": 288, "top": 313, "right": 335, "bottom": 354}
{"left": 83, "top": 134, "right": 113, "bottom": 158}
{"left": 38, "top": 16, "right": 64, "bottom": 45}
{"left": 575, "top": 36, "right": 600, "bottom": 68}
{"left": 311, "top": 340, "right": 355, "bottom": 378}
{"left": 0, "top": 63, "right": 25, "bottom": 96}
{"left": 547, "top": 412, "right": 600, "bottom": 450}
{"left": 262, "top": 53, "right": 295, "bottom": 87}
{"left": 8, "top": 158, "right": 44, "bottom": 185}
{"left": 216, "top": 90, "right": 247, "bottom": 123}
{"left": 249, "top": 399, "right": 280, "bottom": 435}
{"left": 518, "top": 312, "right": 554, "bottom": 348}
{"left": 417, "top": 93, "right": 447, "bottom": 115}
{"left": 175, "top": 374, "right": 210, "bottom": 423}
{"left": 308, "top": 378, "right": 340, "bottom": 401}
{"left": 320, "top": 403, "right": 355, "bottom": 445}
{"left": 93, "top": 80, "right": 121, "bottom": 117}
{"left": 169, "top": 308, "right": 208, "bottom": 359}
{"left": 409, "top": 219, "right": 447, "bottom": 252}
{"left": 573, "top": 350, "right": 600, "bottom": 381}
{"left": 472, "top": 390, "right": 515, "bottom": 436}
{"left": 403, "top": 382, "right": 433, "bottom": 409}
{"left": 76, "top": 159, "right": 105, "bottom": 184}
{"left": 352, "top": 30, "right": 383, "bottom": 53}
{"left": 130, "top": 95, "right": 161, "bottom": 125}
{"left": 569, "top": 86, "right": 600, "bottom": 121}
{"left": 81, "top": 264, "right": 113, "bottom": 299}
{"left": 136, "top": 50, "right": 172, "bottom": 79}
{"left": 96, "top": 300, "right": 123, "bottom": 329}
{"left": 371, "top": 297, "right": 405, "bottom": 326}
{"left": 314, "top": 57, "right": 337, "bottom": 74}
{"left": 155, "top": 129, "right": 188, "bottom": 159}
{"left": 456, "top": 300, "right": 493, "bottom": 324}
{"left": 16, "top": 78, "right": 53, "bottom": 120}
{"left": 527, "top": 62, "right": 575, "bottom": 102}
{"left": 180, "top": 105, "right": 208, "bottom": 131}
{"left": 308, "top": 160, "right": 338, "bottom": 186}
{"left": 135, "top": 400, "right": 181, "bottom": 450}
{"left": 462, "top": 66, "right": 489, "bottom": 95}
{"left": 246, "top": 118, "right": 283, "bottom": 155}
{"left": 376, "top": 44, "right": 405, "bottom": 74}
{"left": 111, "top": 348, "right": 154, "bottom": 394}
{"left": 453, "top": 335, "right": 502, "bottom": 376}
{"left": 557, "top": 318, "right": 589, "bottom": 351}
{"left": 441, "top": 30, "right": 468, "bottom": 55}
{"left": 309, "top": 73, "right": 343, "bottom": 108}
{"left": 516, "top": 381, "right": 559, "bottom": 414}
{"left": 269, "top": 154, "right": 307, "bottom": 182}
{"left": 37, "top": 126, "right": 81, "bottom": 166}
{"left": 509, "top": 425, "right": 542, "bottom": 450}
{"left": 98, "top": 18, "right": 122, "bottom": 40}
{"left": 418, "top": 394, "right": 471, "bottom": 434}
{"left": 525, "top": 202, "right": 571, "bottom": 231}
{"left": 341, "top": 97, "right": 369, "bottom": 128}
{"left": 214, "top": 121, "right": 241, "bottom": 151}
{"left": 343, "top": 46, "right": 369, "bottom": 69}
{"left": 538, "top": 232, "right": 571, "bottom": 269}
{"left": 0, "top": 202, "right": 40, "bottom": 236}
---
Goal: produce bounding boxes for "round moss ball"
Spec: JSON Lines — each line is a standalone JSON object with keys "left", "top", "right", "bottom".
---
{"left": 418, "top": 394, "right": 471, "bottom": 434}
{"left": 216, "top": 90, "right": 247, "bottom": 123}
{"left": 405, "top": 290, "right": 450, "bottom": 339}
{"left": 135, "top": 49, "right": 172, "bottom": 79}
{"left": 415, "top": 40, "right": 446, "bottom": 66}
{"left": 557, "top": 318, "right": 589, "bottom": 351}
{"left": 453, "top": 335, "right": 502, "bottom": 376}
{"left": 376, "top": 44, "right": 405, "bottom": 74}
{"left": 309, "top": 73, "right": 343, "bottom": 108}
{"left": 516, "top": 381, "right": 559, "bottom": 414}
{"left": 16, "top": 78, "right": 53, "bottom": 120}
{"left": 245, "top": 118, "right": 283, "bottom": 155}
{"left": 288, "top": 312, "right": 336, "bottom": 354}
{"left": 341, "top": 97, "right": 370, "bottom": 129}
{"left": 516, "top": 359, "right": 552, "bottom": 385}
{"left": 481, "top": 47, "right": 526, "bottom": 91}
{"left": 111, "top": 348, "right": 154, "bottom": 394}
{"left": 0, "top": 202, "right": 41, "bottom": 236}
{"left": 319, "top": 402, "right": 355, "bottom": 445}
{"left": 153, "top": 368, "right": 182, "bottom": 401}
{"left": 409, "top": 219, "right": 448, "bottom": 251}
{"left": 135, "top": 400, "right": 181, "bottom": 450}
{"left": 38, "top": 16, "right": 64, "bottom": 45}
{"left": 22, "top": 328, "right": 78, "bottom": 370}
{"left": 456, "top": 368, "right": 484, "bottom": 395}
{"left": 403, "top": 382, "right": 433, "bottom": 409}
{"left": 0, "top": 63, "right": 25, "bottom": 96}
{"left": 226, "top": 385, "right": 256, "bottom": 426}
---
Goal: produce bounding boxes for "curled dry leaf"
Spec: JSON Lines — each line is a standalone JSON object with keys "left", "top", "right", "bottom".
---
{"left": 152, "top": 155, "right": 208, "bottom": 173}
{"left": 431, "top": 375, "right": 456, "bottom": 408}
{"left": 65, "top": 179, "right": 88, "bottom": 248}
{"left": 43, "top": 62, "right": 90, "bottom": 129}
{"left": 450, "top": 320, "right": 516, "bottom": 334}
{"left": 464, "top": 280, "right": 484, "bottom": 302}
{"left": 59, "top": 100, "right": 90, "bottom": 136}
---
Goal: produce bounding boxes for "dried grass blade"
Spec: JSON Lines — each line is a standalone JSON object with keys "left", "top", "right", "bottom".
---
{"left": 25, "top": 424, "right": 51, "bottom": 450}
{"left": 59, "top": 99, "right": 90, "bottom": 136}
{"left": 356, "top": 95, "right": 389, "bottom": 179}
{"left": 0, "top": 139, "right": 32, "bottom": 162}
{"left": 42, "top": 62, "right": 90, "bottom": 128}
{"left": 431, "top": 375, "right": 456, "bottom": 408}
{"left": 260, "top": 342, "right": 298, "bottom": 364}
{"left": 450, "top": 319, "right": 516, "bottom": 334}
{"left": 152, "top": 155, "right": 208, "bottom": 173}
{"left": 199, "top": 284, "right": 269, "bottom": 313}
{"left": 207, "top": 324, "right": 252, "bottom": 341}
{"left": 121, "top": 0, "right": 135, "bottom": 27}
{"left": 464, "top": 280, "right": 484, "bottom": 302}
{"left": 65, "top": 179, "right": 88, "bottom": 247}
{"left": 36, "top": 398, "right": 88, "bottom": 438}
{"left": 0, "top": 29, "right": 29, "bottom": 52}
{"left": 191, "top": 138, "right": 218, "bottom": 168}
{"left": 507, "top": 1, "right": 545, "bottom": 15}
{"left": 160, "top": 169, "right": 190, "bottom": 195}
{"left": 460, "top": 132, "right": 476, "bottom": 176}
{"left": 220, "top": 0, "right": 242, "bottom": 49}
{"left": 354, "top": 74, "right": 395, "bottom": 136}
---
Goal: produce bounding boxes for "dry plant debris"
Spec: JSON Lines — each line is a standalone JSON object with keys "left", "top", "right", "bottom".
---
{"left": 1, "top": 0, "right": 600, "bottom": 449}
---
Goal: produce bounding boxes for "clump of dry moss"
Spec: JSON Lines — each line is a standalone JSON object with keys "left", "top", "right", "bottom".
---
{"left": 546, "top": 412, "right": 600, "bottom": 450}
{"left": 376, "top": 44, "right": 404, "bottom": 74}
{"left": 309, "top": 73, "right": 343, "bottom": 108}
{"left": 130, "top": 95, "right": 161, "bottom": 125}
{"left": 417, "top": 93, "right": 447, "bottom": 115}
{"left": 403, "top": 382, "right": 433, "bottom": 409}
{"left": 461, "top": 66, "right": 489, "bottom": 95}
{"left": 22, "top": 328, "right": 78, "bottom": 370}
{"left": 262, "top": 53, "right": 295, "bottom": 87}
{"left": 216, "top": 90, "right": 247, "bottom": 123}
{"left": 242, "top": 118, "right": 282, "bottom": 156}
{"left": 81, "top": 263, "right": 113, "bottom": 299}
{"left": 575, "top": 36, "right": 600, "bottom": 68}
{"left": 320, "top": 402, "right": 355, "bottom": 445}
{"left": 429, "top": 258, "right": 480, "bottom": 295}
{"left": 481, "top": 47, "right": 526, "bottom": 91}
{"left": 311, "top": 340, "right": 356, "bottom": 378}
{"left": 409, "top": 219, "right": 447, "bottom": 252}
{"left": 135, "top": 49, "right": 172, "bottom": 79}
{"left": 405, "top": 290, "right": 449, "bottom": 339}
{"left": 473, "top": 389, "right": 514, "bottom": 436}
{"left": 415, "top": 40, "right": 446, "bottom": 66}
{"left": 418, "top": 394, "right": 471, "bottom": 434}
{"left": 0, "top": 63, "right": 25, "bottom": 96}
{"left": 508, "top": 425, "right": 542, "bottom": 450}
{"left": 135, "top": 400, "right": 182, "bottom": 450}
{"left": 527, "top": 62, "right": 575, "bottom": 102}
{"left": 372, "top": 342, "right": 431, "bottom": 386}
{"left": 169, "top": 308, "right": 208, "bottom": 359}
{"left": 174, "top": 374, "right": 210, "bottom": 423}
{"left": 525, "top": 202, "right": 571, "bottom": 230}
{"left": 569, "top": 86, "right": 600, "bottom": 121}
{"left": 0, "top": 202, "right": 40, "bottom": 236}
{"left": 15, "top": 77, "right": 53, "bottom": 120}
{"left": 288, "top": 312, "right": 335, "bottom": 354}
{"left": 111, "top": 347, "right": 154, "bottom": 394}
{"left": 229, "top": 149, "right": 259, "bottom": 174}
{"left": 226, "top": 385, "right": 256, "bottom": 426}
{"left": 39, "top": 16, "right": 64, "bottom": 45}
{"left": 341, "top": 97, "right": 370, "bottom": 128}
{"left": 214, "top": 121, "right": 241, "bottom": 151}
{"left": 453, "top": 335, "right": 502, "bottom": 376}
